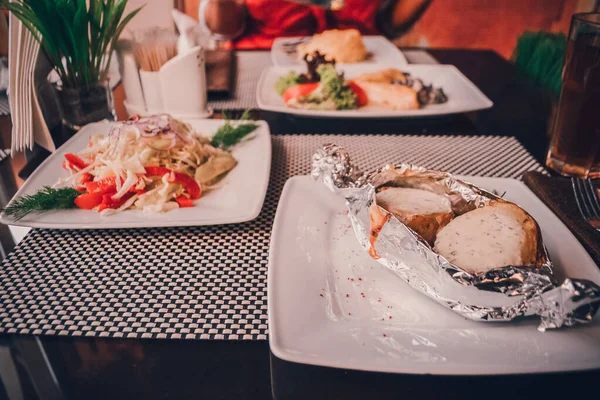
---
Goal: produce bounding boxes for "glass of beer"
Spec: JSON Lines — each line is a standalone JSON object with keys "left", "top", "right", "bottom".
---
{"left": 546, "top": 13, "right": 600, "bottom": 178}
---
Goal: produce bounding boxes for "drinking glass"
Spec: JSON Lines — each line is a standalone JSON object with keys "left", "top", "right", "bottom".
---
{"left": 199, "top": 0, "right": 246, "bottom": 49}
{"left": 54, "top": 78, "right": 116, "bottom": 131}
{"left": 546, "top": 13, "right": 600, "bottom": 178}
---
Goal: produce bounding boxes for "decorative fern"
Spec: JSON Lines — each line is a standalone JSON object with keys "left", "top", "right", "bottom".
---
{"left": 513, "top": 31, "right": 567, "bottom": 96}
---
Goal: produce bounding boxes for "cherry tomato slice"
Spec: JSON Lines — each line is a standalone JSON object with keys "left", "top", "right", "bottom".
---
{"left": 348, "top": 81, "right": 368, "bottom": 107}
{"left": 174, "top": 196, "right": 193, "bottom": 208}
{"left": 97, "top": 191, "right": 134, "bottom": 212}
{"left": 79, "top": 173, "right": 93, "bottom": 184}
{"left": 145, "top": 166, "right": 201, "bottom": 200}
{"left": 282, "top": 83, "right": 320, "bottom": 103}
{"left": 74, "top": 192, "right": 103, "bottom": 210}
{"left": 85, "top": 176, "right": 119, "bottom": 194}
{"left": 64, "top": 153, "right": 89, "bottom": 170}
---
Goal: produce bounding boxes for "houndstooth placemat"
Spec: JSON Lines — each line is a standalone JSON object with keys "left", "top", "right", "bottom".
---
{"left": 0, "top": 135, "right": 544, "bottom": 340}
{"left": 206, "top": 50, "right": 438, "bottom": 111}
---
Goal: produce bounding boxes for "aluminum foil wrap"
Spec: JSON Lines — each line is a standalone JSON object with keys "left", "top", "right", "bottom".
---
{"left": 312, "top": 144, "right": 600, "bottom": 331}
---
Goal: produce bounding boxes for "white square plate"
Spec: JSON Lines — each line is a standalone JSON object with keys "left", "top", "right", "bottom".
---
{"left": 257, "top": 64, "right": 493, "bottom": 118}
{"left": 271, "top": 35, "right": 408, "bottom": 67}
{"left": 268, "top": 175, "right": 600, "bottom": 375}
{"left": 0, "top": 119, "right": 271, "bottom": 229}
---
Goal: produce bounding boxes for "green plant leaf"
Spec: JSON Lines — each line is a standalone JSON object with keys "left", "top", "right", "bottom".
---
{"left": 88, "top": 0, "right": 103, "bottom": 79}
{"left": 1, "top": 0, "right": 141, "bottom": 88}
{"left": 102, "top": 5, "right": 143, "bottom": 78}
{"left": 73, "top": 0, "right": 90, "bottom": 85}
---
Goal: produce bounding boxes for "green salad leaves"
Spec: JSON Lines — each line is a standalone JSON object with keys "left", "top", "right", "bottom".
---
{"left": 275, "top": 71, "right": 302, "bottom": 95}
{"left": 273, "top": 59, "right": 358, "bottom": 110}
{"left": 314, "top": 64, "right": 357, "bottom": 110}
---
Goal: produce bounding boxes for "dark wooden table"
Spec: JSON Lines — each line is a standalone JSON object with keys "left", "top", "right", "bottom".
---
{"left": 3, "top": 49, "right": 598, "bottom": 400}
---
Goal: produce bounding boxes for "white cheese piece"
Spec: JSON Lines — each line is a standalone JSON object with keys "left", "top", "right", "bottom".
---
{"left": 434, "top": 202, "right": 539, "bottom": 274}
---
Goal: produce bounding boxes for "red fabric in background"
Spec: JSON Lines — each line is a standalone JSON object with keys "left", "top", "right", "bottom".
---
{"left": 233, "top": 0, "right": 324, "bottom": 49}
{"left": 233, "top": 0, "right": 383, "bottom": 49}
{"left": 330, "top": 0, "right": 381, "bottom": 34}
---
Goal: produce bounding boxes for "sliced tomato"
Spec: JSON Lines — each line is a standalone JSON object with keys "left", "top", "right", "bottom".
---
{"left": 98, "top": 192, "right": 116, "bottom": 212}
{"left": 97, "top": 191, "right": 133, "bottom": 212}
{"left": 79, "top": 173, "right": 93, "bottom": 184}
{"left": 282, "top": 83, "right": 320, "bottom": 103}
{"left": 74, "top": 192, "right": 103, "bottom": 210}
{"left": 75, "top": 174, "right": 93, "bottom": 192}
{"left": 130, "top": 186, "right": 147, "bottom": 195}
{"left": 85, "top": 176, "right": 119, "bottom": 194}
{"left": 145, "top": 166, "right": 201, "bottom": 200}
{"left": 64, "top": 153, "right": 89, "bottom": 170}
{"left": 348, "top": 81, "right": 368, "bottom": 107}
{"left": 128, "top": 177, "right": 147, "bottom": 195}
{"left": 175, "top": 196, "right": 193, "bottom": 208}
{"left": 144, "top": 166, "right": 171, "bottom": 178}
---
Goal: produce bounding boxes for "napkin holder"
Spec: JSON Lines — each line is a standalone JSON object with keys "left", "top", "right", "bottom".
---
{"left": 120, "top": 45, "right": 212, "bottom": 119}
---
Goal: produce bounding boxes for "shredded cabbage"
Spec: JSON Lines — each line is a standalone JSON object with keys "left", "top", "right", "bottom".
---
{"left": 60, "top": 115, "right": 238, "bottom": 215}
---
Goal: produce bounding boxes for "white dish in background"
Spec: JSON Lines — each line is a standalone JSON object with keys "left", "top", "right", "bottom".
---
{"left": 257, "top": 64, "right": 493, "bottom": 118}
{"left": 271, "top": 36, "right": 408, "bottom": 67}
{"left": 1, "top": 119, "right": 271, "bottom": 229}
{"left": 268, "top": 175, "right": 600, "bottom": 375}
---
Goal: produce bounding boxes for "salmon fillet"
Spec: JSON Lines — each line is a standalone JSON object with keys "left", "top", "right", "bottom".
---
{"left": 353, "top": 80, "right": 419, "bottom": 110}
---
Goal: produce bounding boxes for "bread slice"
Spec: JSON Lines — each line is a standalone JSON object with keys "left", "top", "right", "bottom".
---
{"left": 297, "top": 29, "right": 367, "bottom": 64}
{"left": 433, "top": 201, "right": 541, "bottom": 274}
{"left": 352, "top": 80, "right": 419, "bottom": 110}
{"left": 376, "top": 187, "right": 454, "bottom": 245}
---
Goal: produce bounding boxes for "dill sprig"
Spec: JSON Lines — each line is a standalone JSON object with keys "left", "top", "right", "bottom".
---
{"left": 210, "top": 110, "right": 259, "bottom": 150}
{"left": 2, "top": 187, "right": 80, "bottom": 221}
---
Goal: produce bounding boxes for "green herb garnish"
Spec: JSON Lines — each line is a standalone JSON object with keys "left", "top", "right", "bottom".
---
{"left": 211, "top": 110, "right": 259, "bottom": 150}
{"left": 2, "top": 187, "right": 80, "bottom": 221}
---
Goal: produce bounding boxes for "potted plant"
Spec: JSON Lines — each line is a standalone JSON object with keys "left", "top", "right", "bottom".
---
{"left": 1, "top": 0, "right": 142, "bottom": 129}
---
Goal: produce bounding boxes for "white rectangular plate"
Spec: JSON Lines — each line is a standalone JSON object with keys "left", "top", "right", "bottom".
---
{"left": 268, "top": 175, "right": 600, "bottom": 375}
{"left": 257, "top": 64, "right": 493, "bottom": 118}
{"left": 271, "top": 35, "right": 408, "bottom": 67}
{"left": 0, "top": 119, "right": 271, "bottom": 229}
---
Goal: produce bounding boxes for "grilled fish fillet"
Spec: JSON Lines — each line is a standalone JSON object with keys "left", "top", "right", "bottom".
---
{"left": 353, "top": 68, "right": 419, "bottom": 110}
{"left": 353, "top": 68, "right": 407, "bottom": 83}
{"left": 353, "top": 80, "right": 419, "bottom": 110}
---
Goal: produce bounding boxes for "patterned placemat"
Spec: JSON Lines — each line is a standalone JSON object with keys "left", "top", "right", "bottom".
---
{"left": 206, "top": 50, "right": 438, "bottom": 111}
{"left": 0, "top": 95, "right": 9, "bottom": 116}
{"left": 207, "top": 51, "right": 270, "bottom": 111}
{"left": 0, "top": 135, "right": 544, "bottom": 340}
